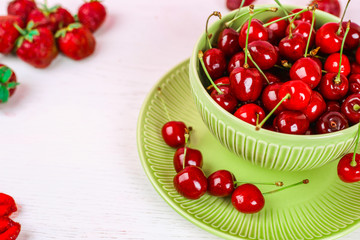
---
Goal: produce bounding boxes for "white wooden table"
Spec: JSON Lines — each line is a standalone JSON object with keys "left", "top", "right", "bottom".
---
{"left": 0, "top": 0, "right": 358, "bottom": 239}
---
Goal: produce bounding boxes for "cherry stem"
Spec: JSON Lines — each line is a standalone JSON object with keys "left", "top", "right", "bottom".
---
{"left": 245, "top": 48, "right": 270, "bottom": 84}
{"left": 354, "top": 104, "right": 360, "bottom": 112}
{"left": 227, "top": 0, "right": 247, "bottom": 28}
{"left": 288, "top": 7, "right": 312, "bottom": 38}
{"left": 198, "top": 50, "right": 223, "bottom": 95}
{"left": 207, "top": 83, "right": 229, "bottom": 90}
{"left": 256, "top": 113, "right": 260, "bottom": 126}
{"left": 236, "top": 7, "right": 277, "bottom": 32}
{"left": 335, "top": 21, "right": 351, "bottom": 84}
{"left": 256, "top": 93, "right": 291, "bottom": 130}
{"left": 273, "top": 0, "right": 288, "bottom": 16}
{"left": 304, "top": 7, "right": 316, "bottom": 57}
{"left": 157, "top": 87, "right": 171, "bottom": 122}
{"left": 263, "top": 179, "right": 309, "bottom": 195}
{"left": 262, "top": 11, "right": 302, "bottom": 27}
{"left": 244, "top": 5, "right": 255, "bottom": 67}
{"left": 336, "top": 0, "right": 351, "bottom": 36}
{"left": 351, "top": 123, "right": 360, "bottom": 167}
{"left": 205, "top": 11, "right": 222, "bottom": 49}
{"left": 234, "top": 181, "right": 284, "bottom": 187}
{"left": 182, "top": 132, "right": 190, "bottom": 169}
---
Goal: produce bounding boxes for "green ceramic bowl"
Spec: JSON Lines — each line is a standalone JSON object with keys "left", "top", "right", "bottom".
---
{"left": 189, "top": 5, "right": 358, "bottom": 171}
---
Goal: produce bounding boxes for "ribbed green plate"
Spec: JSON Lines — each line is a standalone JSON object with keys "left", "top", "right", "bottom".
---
{"left": 137, "top": 60, "right": 360, "bottom": 240}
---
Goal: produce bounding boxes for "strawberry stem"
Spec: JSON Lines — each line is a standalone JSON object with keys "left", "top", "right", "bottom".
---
{"left": 198, "top": 50, "right": 223, "bottom": 95}
{"left": 256, "top": 93, "right": 291, "bottom": 130}
{"left": 351, "top": 123, "right": 360, "bottom": 167}
{"left": 205, "top": 11, "right": 222, "bottom": 49}
{"left": 336, "top": 0, "right": 351, "bottom": 36}
{"left": 304, "top": 7, "right": 316, "bottom": 57}
{"left": 263, "top": 179, "right": 309, "bottom": 195}
{"left": 335, "top": 21, "right": 351, "bottom": 84}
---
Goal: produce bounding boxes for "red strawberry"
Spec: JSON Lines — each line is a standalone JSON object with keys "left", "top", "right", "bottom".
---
{"left": 0, "top": 193, "right": 17, "bottom": 217}
{"left": 7, "top": 0, "right": 36, "bottom": 22}
{"left": 0, "top": 15, "right": 24, "bottom": 54}
{"left": 0, "top": 65, "right": 19, "bottom": 103}
{"left": 27, "top": 5, "right": 74, "bottom": 33}
{"left": 56, "top": 23, "right": 96, "bottom": 60}
{"left": 15, "top": 21, "right": 58, "bottom": 68}
{"left": 78, "top": 0, "right": 106, "bottom": 32}
{"left": 0, "top": 217, "right": 21, "bottom": 240}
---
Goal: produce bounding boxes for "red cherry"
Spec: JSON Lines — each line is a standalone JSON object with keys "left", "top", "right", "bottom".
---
{"left": 290, "top": 8, "right": 314, "bottom": 24}
{"left": 315, "top": 111, "right": 349, "bottom": 134}
{"left": 203, "top": 48, "right": 227, "bottom": 80}
{"left": 213, "top": 76, "right": 230, "bottom": 86}
{"left": 161, "top": 121, "right": 187, "bottom": 148}
{"left": 207, "top": 170, "right": 235, "bottom": 197}
{"left": 227, "top": 52, "right": 245, "bottom": 74}
{"left": 349, "top": 74, "right": 360, "bottom": 94}
{"left": 315, "top": 22, "right": 344, "bottom": 54}
{"left": 173, "top": 166, "right": 207, "bottom": 200}
{"left": 351, "top": 62, "right": 360, "bottom": 74}
{"left": 234, "top": 103, "right": 265, "bottom": 126}
{"left": 311, "top": 0, "right": 340, "bottom": 17}
{"left": 260, "top": 72, "right": 281, "bottom": 87}
{"left": 173, "top": 147, "right": 203, "bottom": 173}
{"left": 337, "top": 153, "right": 360, "bottom": 183}
{"left": 231, "top": 184, "right": 264, "bottom": 214}
{"left": 343, "top": 21, "right": 360, "bottom": 50}
{"left": 278, "top": 80, "right": 312, "bottom": 110}
{"left": 286, "top": 21, "right": 316, "bottom": 47}
{"left": 341, "top": 93, "right": 360, "bottom": 124}
{"left": 302, "top": 91, "right": 327, "bottom": 122}
{"left": 319, "top": 73, "right": 349, "bottom": 100}
{"left": 210, "top": 85, "right": 238, "bottom": 113}
{"left": 290, "top": 57, "right": 322, "bottom": 89}
{"left": 274, "top": 111, "right": 310, "bottom": 135}
{"left": 230, "top": 67, "right": 262, "bottom": 102}
{"left": 310, "top": 56, "right": 323, "bottom": 69}
{"left": 356, "top": 48, "right": 360, "bottom": 65}
{"left": 261, "top": 82, "right": 285, "bottom": 114}
{"left": 226, "top": 0, "right": 255, "bottom": 10}
{"left": 217, "top": 28, "right": 241, "bottom": 57}
{"left": 327, "top": 101, "right": 341, "bottom": 112}
{"left": 247, "top": 40, "right": 278, "bottom": 70}
{"left": 239, "top": 19, "right": 268, "bottom": 48}
{"left": 324, "top": 53, "right": 351, "bottom": 77}
{"left": 279, "top": 33, "right": 306, "bottom": 62}
{"left": 265, "top": 17, "right": 288, "bottom": 41}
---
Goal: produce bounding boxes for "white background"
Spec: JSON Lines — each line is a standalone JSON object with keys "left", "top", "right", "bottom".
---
{"left": 0, "top": 0, "right": 359, "bottom": 239}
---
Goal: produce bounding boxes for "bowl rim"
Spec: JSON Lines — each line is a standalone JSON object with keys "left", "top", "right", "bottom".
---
{"left": 190, "top": 4, "right": 359, "bottom": 141}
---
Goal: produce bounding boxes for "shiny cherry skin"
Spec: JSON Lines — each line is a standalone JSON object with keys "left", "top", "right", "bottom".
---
{"left": 248, "top": 40, "right": 278, "bottom": 70}
{"left": 173, "top": 166, "right": 207, "bottom": 199}
{"left": 161, "top": 121, "right": 187, "bottom": 148}
{"left": 230, "top": 67, "right": 263, "bottom": 102}
{"left": 337, "top": 153, "right": 360, "bottom": 183}
{"left": 315, "top": 111, "right": 349, "bottom": 134}
{"left": 261, "top": 72, "right": 281, "bottom": 87}
{"left": 279, "top": 33, "right": 306, "bottom": 62}
{"left": 217, "top": 28, "right": 241, "bottom": 57}
{"left": 274, "top": 111, "right": 310, "bottom": 135}
{"left": 207, "top": 170, "right": 235, "bottom": 197}
{"left": 327, "top": 101, "right": 341, "bottom": 112}
{"left": 341, "top": 93, "right": 360, "bottom": 124}
{"left": 261, "top": 83, "right": 285, "bottom": 114}
{"left": 290, "top": 8, "right": 314, "bottom": 24}
{"left": 286, "top": 21, "right": 316, "bottom": 47}
{"left": 302, "top": 91, "right": 327, "bottom": 122}
{"left": 234, "top": 103, "right": 265, "bottom": 126}
{"left": 310, "top": 56, "right": 323, "bottom": 70}
{"left": 290, "top": 57, "right": 322, "bottom": 89}
{"left": 266, "top": 17, "right": 288, "bottom": 41}
{"left": 226, "top": 0, "right": 255, "bottom": 10}
{"left": 210, "top": 85, "right": 238, "bottom": 113}
{"left": 173, "top": 147, "right": 203, "bottom": 173}
{"left": 351, "top": 62, "right": 360, "bottom": 74}
{"left": 214, "top": 76, "right": 230, "bottom": 86}
{"left": 278, "top": 80, "right": 312, "bottom": 110}
{"left": 319, "top": 73, "right": 349, "bottom": 100}
{"left": 239, "top": 19, "right": 268, "bottom": 48}
{"left": 315, "top": 22, "right": 344, "bottom": 54}
{"left": 343, "top": 21, "right": 360, "bottom": 50}
{"left": 231, "top": 184, "right": 264, "bottom": 214}
{"left": 203, "top": 48, "right": 227, "bottom": 80}
{"left": 324, "top": 53, "right": 351, "bottom": 77}
{"left": 349, "top": 74, "right": 360, "bottom": 94}
{"left": 311, "top": 0, "right": 340, "bottom": 17}
{"left": 227, "top": 52, "right": 245, "bottom": 74}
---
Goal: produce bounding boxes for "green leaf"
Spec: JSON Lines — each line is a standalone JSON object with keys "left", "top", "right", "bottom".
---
{"left": 55, "top": 29, "right": 66, "bottom": 38}
{"left": 0, "top": 86, "right": 10, "bottom": 103}
{"left": 68, "top": 23, "right": 82, "bottom": 31}
{"left": 0, "top": 67, "right": 12, "bottom": 84}
{"left": 16, "top": 36, "right": 25, "bottom": 48}
{"left": 26, "top": 21, "right": 35, "bottom": 31}
{"left": 74, "top": 14, "right": 79, "bottom": 22}
{"left": 7, "top": 82, "right": 19, "bottom": 89}
{"left": 24, "top": 29, "right": 40, "bottom": 42}
{"left": 49, "top": 5, "right": 60, "bottom": 13}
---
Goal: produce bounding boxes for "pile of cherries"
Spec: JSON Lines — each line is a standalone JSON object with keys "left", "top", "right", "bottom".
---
{"left": 161, "top": 119, "right": 309, "bottom": 214}
{"left": 199, "top": 0, "right": 360, "bottom": 135}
